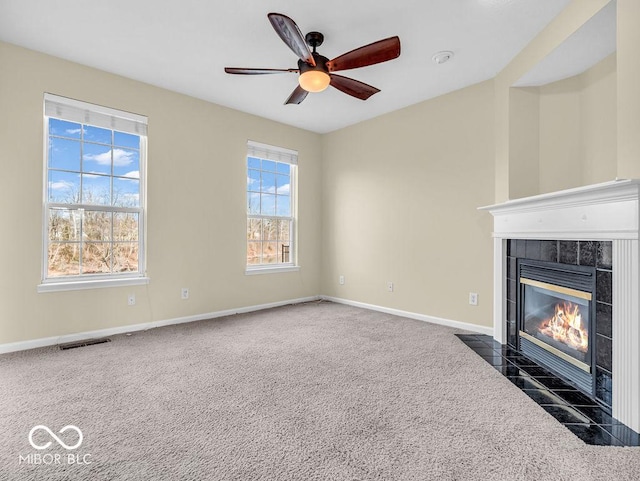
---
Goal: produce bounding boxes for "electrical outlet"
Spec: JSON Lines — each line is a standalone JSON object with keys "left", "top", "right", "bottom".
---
{"left": 469, "top": 292, "right": 478, "bottom": 306}
{"left": 339, "top": 275, "right": 345, "bottom": 285}
{"left": 128, "top": 294, "right": 135, "bottom": 306}
{"left": 181, "top": 288, "right": 189, "bottom": 300}
{"left": 387, "top": 281, "right": 394, "bottom": 292}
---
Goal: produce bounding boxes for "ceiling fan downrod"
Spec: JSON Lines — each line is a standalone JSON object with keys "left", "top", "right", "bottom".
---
{"left": 305, "top": 31, "right": 324, "bottom": 54}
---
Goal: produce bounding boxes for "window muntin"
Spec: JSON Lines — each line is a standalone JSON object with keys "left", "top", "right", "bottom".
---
{"left": 43, "top": 95, "right": 146, "bottom": 282}
{"left": 246, "top": 142, "right": 296, "bottom": 269}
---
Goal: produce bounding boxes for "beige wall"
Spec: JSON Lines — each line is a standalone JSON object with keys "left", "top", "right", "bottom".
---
{"left": 617, "top": 0, "right": 640, "bottom": 178}
{"left": 0, "top": 41, "right": 323, "bottom": 345}
{"left": 535, "top": 53, "right": 617, "bottom": 193}
{"left": 581, "top": 54, "right": 618, "bottom": 184}
{"left": 538, "top": 78, "right": 583, "bottom": 193}
{"left": 321, "top": 81, "right": 495, "bottom": 327}
{"left": 494, "top": 0, "right": 612, "bottom": 201}
{"left": 509, "top": 87, "right": 540, "bottom": 198}
{"left": 506, "top": 53, "right": 617, "bottom": 198}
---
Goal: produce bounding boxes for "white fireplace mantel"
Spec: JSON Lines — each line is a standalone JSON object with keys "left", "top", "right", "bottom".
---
{"left": 480, "top": 179, "right": 640, "bottom": 240}
{"left": 479, "top": 179, "right": 640, "bottom": 432}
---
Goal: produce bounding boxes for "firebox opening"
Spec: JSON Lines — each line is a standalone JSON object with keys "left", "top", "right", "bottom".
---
{"left": 520, "top": 277, "right": 592, "bottom": 373}
{"left": 517, "top": 259, "right": 597, "bottom": 398}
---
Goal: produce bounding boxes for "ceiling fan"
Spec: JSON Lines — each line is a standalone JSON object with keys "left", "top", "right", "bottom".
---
{"left": 224, "top": 13, "right": 401, "bottom": 105}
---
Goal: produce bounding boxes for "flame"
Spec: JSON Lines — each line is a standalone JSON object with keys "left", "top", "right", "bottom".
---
{"left": 539, "top": 301, "right": 588, "bottom": 353}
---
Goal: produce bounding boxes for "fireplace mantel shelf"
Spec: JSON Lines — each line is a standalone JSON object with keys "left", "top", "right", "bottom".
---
{"left": 480, "top": 179, "right": 640, "bottom": 215}
{"left": 479, "top": 179, "right": 640, "bottom": 240}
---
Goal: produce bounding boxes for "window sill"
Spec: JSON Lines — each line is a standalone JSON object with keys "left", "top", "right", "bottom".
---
{"left": 245, "top": 266, "right": 300, "bottom": 276}
{"left": 37, "top": 276, "right": 150, "bottom": 293}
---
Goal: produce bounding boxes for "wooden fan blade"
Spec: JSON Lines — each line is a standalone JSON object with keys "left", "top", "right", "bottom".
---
{"left": 224, "top": 67, "right": 298, "bottom": 75}
{"left": 329, "top": 74, "right": 380, "bottom": 100}
{"left": 285, "top": 85, "right": 309, "bottom": 105}
{"left": 268, "top": 13, "right": 315, "bottom": 66}
{"left": 327, "top": 36, "right": 400, "bottom": 72}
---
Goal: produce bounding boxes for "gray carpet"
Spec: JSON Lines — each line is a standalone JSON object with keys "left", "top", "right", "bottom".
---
{"left": 1, "top": 301, "right": 639, "bottom": 480}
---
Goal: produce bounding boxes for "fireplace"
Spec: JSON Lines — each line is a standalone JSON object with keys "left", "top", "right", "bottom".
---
{"left": 480, "top": 180, "right": 640, "bottom": 433}
{"left": 517, "top": 260, "right": 596, "bottom": 396}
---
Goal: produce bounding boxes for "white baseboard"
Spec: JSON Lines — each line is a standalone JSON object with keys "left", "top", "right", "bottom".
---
{"left": 0, "top": 296, "right": 320, "bottom": 354}
{"left": 0, "top": 294, "right": 492, "bottom": 354}
{"left": 321, "top": 295, "right": 494, "bottom": 336}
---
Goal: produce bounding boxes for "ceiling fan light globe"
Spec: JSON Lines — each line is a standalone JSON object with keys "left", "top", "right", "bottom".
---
{"left": 298, "top": 70, "right": 330, "bottom": 93}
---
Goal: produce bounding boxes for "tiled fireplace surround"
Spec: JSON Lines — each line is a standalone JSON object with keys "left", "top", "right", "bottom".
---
{"left": 504, "top": 239, "right": 613, "bottom": 408}
{"left": 481, "top": 179, "right": 640, "bottom": 433}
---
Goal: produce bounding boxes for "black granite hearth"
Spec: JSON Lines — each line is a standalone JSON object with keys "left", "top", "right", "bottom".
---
{"left": 457, "top": 333, "right": 640, "bottom": 447}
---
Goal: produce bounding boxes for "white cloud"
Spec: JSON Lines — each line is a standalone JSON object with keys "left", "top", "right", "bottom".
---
{"left": 265, "top": 184, "right": 290, "bottom": 195}
{"left": 112, "top": 149, "right": 136, "bottom": 167}
{"left": 278, "top": 183, "right": 290, "bottom": 194}
{"left": 123, "top": 170, "right": 139, "bottom": 179}
{"left": 66, "top": 128, "right": 84, "bottom": 135}
{"left": 84, "top": 148, "right": 135, "bottom": 167}
{"left": 49, "top": 180, "right": 74, "bottom": 190}
{"left": 83, "top": 151, "right": 110, "bottom": 164}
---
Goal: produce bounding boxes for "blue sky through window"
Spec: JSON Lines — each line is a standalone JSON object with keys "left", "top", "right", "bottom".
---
{"left": 48, "top": 118, "right": 140, "bottom": 207}
{"left": 49, "top": 137, "right": 81, "bottom": 171}
{"left": 84, "top": 125, "right": 111, "bottom": 144}
{"left": 247, "top": 156, "right": 291, "bottom": 217}
{"left": 48, "top": 170, "right": 78, "bottom": 203}
{"left": 49, "top": 118, "right": 82, "bottom": 139}
{"left": 83, "top": 143, "right": 112, "bottom": 174}
{"left": 114, "top": 131, "right": 140, "bottom": 149}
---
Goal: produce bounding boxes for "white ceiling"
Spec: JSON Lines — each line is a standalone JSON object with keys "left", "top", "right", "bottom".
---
{"left": 0, "top": 0, "right": 585, "bottom": 133}
{"left": 514, "top": 1, "right": 616, "bottom": 87}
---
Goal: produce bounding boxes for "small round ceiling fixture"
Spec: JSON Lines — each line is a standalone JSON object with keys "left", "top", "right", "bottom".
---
{"left": 432, "top": 51, "right": 454, "bottom": 65}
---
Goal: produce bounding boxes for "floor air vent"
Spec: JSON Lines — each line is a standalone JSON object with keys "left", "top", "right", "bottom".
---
{"left": 59, "top": 338, "right": 111, "bottom": 350}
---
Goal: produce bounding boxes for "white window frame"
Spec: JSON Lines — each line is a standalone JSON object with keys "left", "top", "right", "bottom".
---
{"left": 38, "top": 94, "right": 149, "bottom": 292}
{"left": 246, "top": 140, "right": 299, "bottom": 275}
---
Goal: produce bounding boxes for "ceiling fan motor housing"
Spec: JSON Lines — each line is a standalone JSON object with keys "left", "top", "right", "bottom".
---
{"left": 298, "top": 53, "right": 330, "bottom": 74}
{"left": 305, "top": 31, "right": 324, "bottom": 50}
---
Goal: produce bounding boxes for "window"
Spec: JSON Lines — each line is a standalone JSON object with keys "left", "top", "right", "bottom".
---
{"left": 246, "top": 141, "right": 297, "bottom": 271}
{"left": 41, "top": 94, "right": 147, "bottom": 290}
